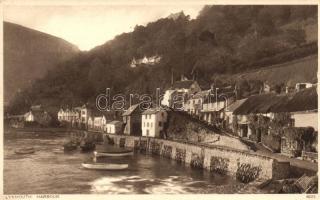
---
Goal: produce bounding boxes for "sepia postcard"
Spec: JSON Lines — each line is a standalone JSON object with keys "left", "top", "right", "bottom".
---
{"left": 0, "top": 0, "right": 319, "bottom": 199}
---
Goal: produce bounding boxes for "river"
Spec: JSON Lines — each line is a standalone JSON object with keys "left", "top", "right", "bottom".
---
{"left": 4, "top": 131, "right": 259, "bottom": 194}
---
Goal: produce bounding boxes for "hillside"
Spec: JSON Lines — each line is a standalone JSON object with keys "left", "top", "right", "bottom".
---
{"left": 224, "top": 54, "right": 317, "bottom": 86}
{"left": 7, "top": 5, "right": 318, "bottom": 115}
{"left": 4, "top": 22, "right": 80, "bottom": 103}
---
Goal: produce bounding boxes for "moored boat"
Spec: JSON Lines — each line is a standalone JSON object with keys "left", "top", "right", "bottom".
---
{"left": 15, "top": 147, "right": 35, "bottom": 154}
{"left": 81, "top": 162, "right": 129, "bottom": 170}
{"left": 63, "top": 142, "right": 77, "bottom": 151}
{"left": 80, "top": 140, "right": 96, "bottom": 152}
{"left": 94, "top": 150, "right": 133, "bottom": 157}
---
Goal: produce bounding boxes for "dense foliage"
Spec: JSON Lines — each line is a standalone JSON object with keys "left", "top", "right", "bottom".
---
{"left": 8, "top": 5, "right": 318, "bottom": 114}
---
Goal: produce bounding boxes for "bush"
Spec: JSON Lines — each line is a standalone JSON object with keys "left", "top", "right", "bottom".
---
{"left": 175, "top": 148, "right": 186, "bottom": 163}
{"left": 210, "top": 156, "right": 229, "bottom": 174}
{"left": 236, "top": 163, "right": 261, "bottom": 183}
{"left": 262, "top": 134, "right": 281, "bottom": 152}
{"left": 190, "top": 153, "right": 204, "bottom": 169}
{"left": 161, "top": 145, "right": 172, "bottom": 158}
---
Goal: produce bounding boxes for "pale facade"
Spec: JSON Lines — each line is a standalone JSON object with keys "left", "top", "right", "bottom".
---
{"left": 24, "top": 111, "right": 34, "bottom": 122}
{"left": 57, "top": 108, "right": 80, "bottom": 122}
{"left": 291, "top": 111, "right": 318, "bottom": 131}
{"left": 93, "top": 116, "right": 107, "bottom": 131}
{"left": 106, "top": 121, "right": 123, "bottom": 134}
{"left": 141, "top": 109, "right": 168, "bottom": 138}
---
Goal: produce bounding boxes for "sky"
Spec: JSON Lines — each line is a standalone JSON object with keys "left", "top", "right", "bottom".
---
{"left": 4, "top": 4, "right": 204, "bottom": 50}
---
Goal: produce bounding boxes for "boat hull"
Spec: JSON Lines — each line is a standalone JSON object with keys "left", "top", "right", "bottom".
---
{"left": 82, "top": 163, "right": 128, "bottom": 170}
{"left": 15, "top": 148, "right": 35, "bottom": 154}
{"left": 94, "top": 151, "right": 133, "bottom": 157}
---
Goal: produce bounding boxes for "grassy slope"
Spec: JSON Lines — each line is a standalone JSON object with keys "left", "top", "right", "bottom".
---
{"left": 232, "top": 54, "right": 318, "bottom": 86}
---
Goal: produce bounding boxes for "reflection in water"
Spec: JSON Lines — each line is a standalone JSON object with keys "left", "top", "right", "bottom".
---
{"left": 4, "top": 133, "right": 255, "bottom": 194}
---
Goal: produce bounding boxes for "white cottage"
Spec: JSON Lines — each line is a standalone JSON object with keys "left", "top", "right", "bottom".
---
{"left": 141, "top": 108, "right": 168, "bottom": 138}
{"left": 93, "top": 116, "right": 107, "bottom": 131}
{"left": 106, "top": 121, "right": 123, "bottom": 134}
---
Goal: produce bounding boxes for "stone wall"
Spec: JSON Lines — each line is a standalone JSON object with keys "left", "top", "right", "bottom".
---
{"left": 106, "top": 134, "right": 290, "bottom": 180}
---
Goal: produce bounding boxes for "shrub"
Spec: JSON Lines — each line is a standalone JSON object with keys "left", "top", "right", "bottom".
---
{"left": 210, "top": 156, "right": 229, "bottom": 174}
{"left": 236, "top": 163, "right": 261, "bottom": 183}
{"left": 190, "top": 153, "right": 204, "bottom": 169}
{"left": 140, "top": 140, "right": 147, "bottom": 152}
{"left": 119, "top": 138, "right": 126, "bottom": 148}
{"left": 161, "top": 145, "right": 172, "bottom": 158}
{"left": 150, "top": 141, "right": 161, "bottom": 155}
{"left": 175, "top": 148, "right": 186, "bottom": 163}
{"left": 262, "top": 134, "right": 281, "bottom": 152}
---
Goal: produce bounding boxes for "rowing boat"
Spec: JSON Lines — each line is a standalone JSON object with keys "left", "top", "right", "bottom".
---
{"left": 15, "top": 147, "right": 35, "bottom": 154}
{"left": 81, "top": 162, "right": 129, "bottom": 170}
{"left": 94, "top": 150, "right": 133, "bottom": 157}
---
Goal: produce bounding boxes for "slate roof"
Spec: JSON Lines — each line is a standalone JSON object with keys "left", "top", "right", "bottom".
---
{"left": 107, "top": 120, "right": 123, "bottom": 125}
{"left": 226, "top": 98, "right": 247, "bottom": 112}
{"left": 122, "top": 104, "right": 140, "bottom": 116}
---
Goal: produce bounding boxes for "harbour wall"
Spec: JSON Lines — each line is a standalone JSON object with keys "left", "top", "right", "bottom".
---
{"left": 106, "top": 134, "right": 290, "bottom": 180}
{"left": 69, "top": 130, "right": 290, "bottom": 180}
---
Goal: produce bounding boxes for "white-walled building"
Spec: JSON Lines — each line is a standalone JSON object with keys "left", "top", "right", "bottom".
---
{"left": 106, "top": 121, "right": 123, "bottom": 134}
{"left": 141, "top": 108, "right": 168, "bottom": 138}
{"left": 161, "top": 79, "right": 201, "bottom": 109}
{"left": 58, "top": 108, "right": 80, "bottom": 122}
{"left": 93, "top": 116, "right": 107, "bottom": 131}
{"left": 24, "top": 111, "right": 35, "bottom": 122}
{"left": 161, "top": 89, "right": 176, "bottom": 107}
{"left": 79, "top": 104, "right": 92, "bottom": 126}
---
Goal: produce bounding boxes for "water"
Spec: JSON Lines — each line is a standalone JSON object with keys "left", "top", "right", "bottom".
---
{"left": 4, "top": 132, "right": 251, "bottom": 194}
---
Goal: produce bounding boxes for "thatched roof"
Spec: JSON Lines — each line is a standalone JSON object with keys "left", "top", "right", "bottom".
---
{"left": 233, "top": 86, "right": 317, "bottom": 115}
{"left": 274, "top": 86, "right": 318, "bottom": 113}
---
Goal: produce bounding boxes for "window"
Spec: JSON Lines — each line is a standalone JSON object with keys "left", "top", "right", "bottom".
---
{"left": 146, "top": 130, "right": 149, "bottom": 136}
{"left": 159, "top": 122, "right": 162, "bottom": 127}
{"left": 147, "top": 122, "right": 149, "bottom": 127}
{"left": 161, "top": 113, "right": 164, "bottom": 117}
{"left": 82, "top": 111, "right": 85, "bottom": 115}
{"left": 145, "top": 115, "right": 147, "bottom": 119}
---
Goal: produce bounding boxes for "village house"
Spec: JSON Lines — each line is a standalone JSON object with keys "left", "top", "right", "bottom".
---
{"left": 161, "top": 77, "right": 201, "bottom": 109}
{"left": 224, "top": 98, "right": 247, "bottom": 132}
{"left": 79, "top": 104, "right": 92, "bottom": 128}
{"left": 106, "top": 121, "right": 123, "bottom": 134}
{"left": 161, "top": 89, "right": 177, "bottom": 108}
{"left": 24, "top": 105, "right": 52, "bottom": 126}
{"left": 57, "top": 108, "right": 80, "bottom": 123}
{"left": 93, "top": 115, "right": 107, "bottom": 131}
{"left": 233, "top": 93, "right": 290, "bottom": 140}
{"left": 184, "top": 90, "right": 211, "bottom": 116}
{"left": 201, "top": 92, "right": 235, "bottom": 126}
{"left": 88, "top": 116, "right": 94, "bottom": 129}
{"left": 295, "top": 82, "right": 314, "bottom": 92}
{"left": 141, "top": 108, "right": 168, "bottom": 138}
{"left": 130, "top": 55, "right": 161, "bottom": 68}
{"left": 122, "top": 104, "right": 143, "bottom": 136}
{"left": 233, "top": 86, "right": 318, "bottom": 158}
